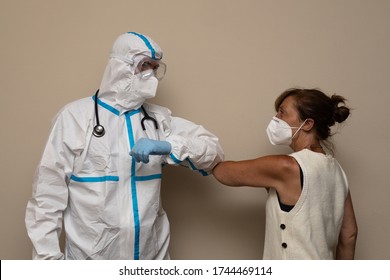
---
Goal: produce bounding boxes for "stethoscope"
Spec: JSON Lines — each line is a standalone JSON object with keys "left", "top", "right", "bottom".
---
{"left": 93, "top": 90, "right": 159, "bottom": 137}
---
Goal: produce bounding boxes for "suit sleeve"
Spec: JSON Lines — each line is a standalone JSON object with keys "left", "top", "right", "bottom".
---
{"left": 163, "top": 114, "right": 224, "bottom": 175}
{"left": 25, "top": 106, "right": 86, "bottom": 259}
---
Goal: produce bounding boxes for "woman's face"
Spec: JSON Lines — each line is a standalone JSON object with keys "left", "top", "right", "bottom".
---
{"left": 275, "top": 96, "right": 302, "bottom": 129}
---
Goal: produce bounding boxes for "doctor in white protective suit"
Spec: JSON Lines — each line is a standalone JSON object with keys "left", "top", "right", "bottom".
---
{"left": 25, "top": 32, "right": 224, "bottom": 260}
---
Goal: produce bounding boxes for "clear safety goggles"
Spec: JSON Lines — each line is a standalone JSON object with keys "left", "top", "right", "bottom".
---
{"left": 134, "top": 57, "right": 167, "bottom": 81}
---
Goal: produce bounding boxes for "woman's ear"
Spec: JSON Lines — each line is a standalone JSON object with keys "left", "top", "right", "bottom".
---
{"left": 303, "top": 118, "right": 315, "bottom": 132}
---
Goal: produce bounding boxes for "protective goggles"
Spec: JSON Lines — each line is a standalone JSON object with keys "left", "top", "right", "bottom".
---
{"left": 134, "top": 57, "right": 167, "bottom": 81}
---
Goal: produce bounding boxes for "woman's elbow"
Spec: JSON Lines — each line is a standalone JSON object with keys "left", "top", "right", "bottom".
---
{"left": 212, "top": 161, "right": 236, "bottom": 186}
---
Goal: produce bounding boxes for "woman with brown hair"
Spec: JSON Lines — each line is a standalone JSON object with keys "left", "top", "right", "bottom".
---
{"left": 213, "top": 88, "right": 358, "bottom": 259}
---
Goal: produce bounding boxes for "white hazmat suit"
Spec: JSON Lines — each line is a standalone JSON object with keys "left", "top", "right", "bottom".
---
{"left": 25, "top": 32, "right": 224, "bottom": 260}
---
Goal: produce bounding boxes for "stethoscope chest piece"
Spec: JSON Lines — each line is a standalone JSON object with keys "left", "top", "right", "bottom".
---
{"left": 93, "top": 124, "right": 105, "bottom": 137}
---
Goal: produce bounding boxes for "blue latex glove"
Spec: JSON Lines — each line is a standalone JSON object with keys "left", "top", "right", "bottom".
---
{"left": 130, "top": 138, "right": 172, "bottom": 163}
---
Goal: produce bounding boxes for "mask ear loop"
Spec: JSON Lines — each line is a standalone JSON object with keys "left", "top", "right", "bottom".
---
{"left": 291, "top": 119, "right": 308, "bottom": 149}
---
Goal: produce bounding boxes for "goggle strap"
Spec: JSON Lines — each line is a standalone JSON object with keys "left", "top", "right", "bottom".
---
{"left": 109, "top": 55, "right": 134, "bottom": 65}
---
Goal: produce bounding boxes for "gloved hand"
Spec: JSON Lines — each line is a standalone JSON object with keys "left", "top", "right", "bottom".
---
{"left": 130, "top": 138, "right": 172, "bottom": 163}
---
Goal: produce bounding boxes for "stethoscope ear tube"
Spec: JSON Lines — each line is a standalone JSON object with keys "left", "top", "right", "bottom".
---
{"left": 141, "top": 106, "right": 159, "bottom": 131}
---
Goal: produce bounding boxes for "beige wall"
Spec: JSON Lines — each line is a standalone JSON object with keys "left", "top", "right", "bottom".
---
{"left": 1, "top": 0, "right": 389, "bottom": 259}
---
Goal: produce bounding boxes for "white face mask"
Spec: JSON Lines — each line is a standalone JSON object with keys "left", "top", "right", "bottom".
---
{"left": 116, "top": 75, "right": 158, "bottom": 110}
{"left": 266, "top": 116, "right": 307, "bottom": 145}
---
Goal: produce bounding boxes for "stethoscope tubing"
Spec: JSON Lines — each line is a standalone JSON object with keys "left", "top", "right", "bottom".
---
{"left": 93, "top": 90, "right": 158, "bottom": 138}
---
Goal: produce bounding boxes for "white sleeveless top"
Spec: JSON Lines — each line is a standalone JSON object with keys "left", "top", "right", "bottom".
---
{"left": 263, "top": 149, "right": 348, "bottom": 259}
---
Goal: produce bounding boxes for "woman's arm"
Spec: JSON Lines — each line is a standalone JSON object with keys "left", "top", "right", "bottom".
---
{"left": 336, "top": 191, "right": 358, "bottom": 259}
{"left": 212, "top": 155, "right": 298, "bottom": 189}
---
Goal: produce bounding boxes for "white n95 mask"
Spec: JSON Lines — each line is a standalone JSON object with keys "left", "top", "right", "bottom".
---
{"left": 266, "top": 116, "right": 306, "bottom": 145}
{"left": 116, "top": 75, "right": 158, "bottom": 110}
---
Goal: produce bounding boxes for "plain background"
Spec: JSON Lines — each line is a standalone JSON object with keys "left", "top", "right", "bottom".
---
{"left": 1, "top": 0, "right": 389, "bottom": 260}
